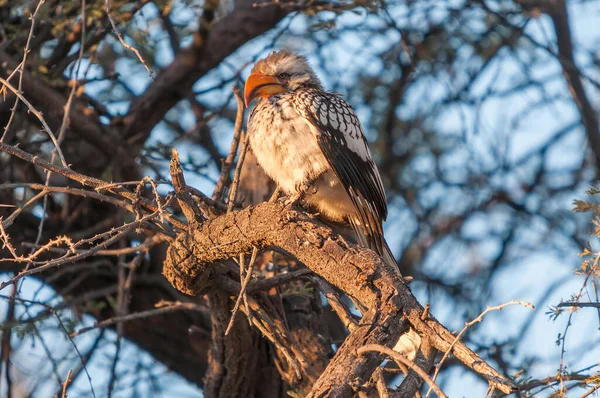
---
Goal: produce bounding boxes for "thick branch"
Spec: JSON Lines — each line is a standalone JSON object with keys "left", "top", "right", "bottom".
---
{"left": 162, "top": 202, "right": 517, "bottom": 395}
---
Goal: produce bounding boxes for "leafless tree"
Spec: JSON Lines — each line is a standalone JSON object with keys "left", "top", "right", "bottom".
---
{"left": 0, "top": 0, "right": 599, "bottom": 396}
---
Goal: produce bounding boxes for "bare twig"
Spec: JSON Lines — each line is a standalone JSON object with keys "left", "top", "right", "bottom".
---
{"left": 53, "top": 311, "right": 96, "bottom": 398}
{"left": 105, "top": 0, "right": 155, "bottom": 79}
{"left": 0, "top": 282, "right": 16, "bottom": 397}
{"left": 0, "top": 77, "right": 68, "bottom": 167}
{"left": 21, "top": 235, "right": 162, "bottom": 257}
{"left": 242, "top": 295, "right": 309, "bottom": 381}
{"left": 1, "top": 190, "right": 47, "bottom": 233}
{"left": 358, "top": 344, "right": 447, "bottom": 398}
{"left": 56, "top": 0, "right": 86, "bottom": 143}
{"left": 0, "top": 208, "right": 166, "bottom": 290}
{"left": 0, "top": 183, "right": 134, "bottom": 225}
{"left": 426, "top": 300, "right": 534, "bottom": 397}
{"left": 557, "top": 301, "right": 600, "bottom": 309}
{"left": 227, "top": 134, "right": 250, "bottom": 213}
{"left": 0, "top": 142, "right": 187, "bottom": 230}
{"left": 225, "top": 246, "right": 258, "bottom": 335}
{"left": 60, "top": 369, "right": 73, "bottom": 398}
{"left": 1, "top": 0, "right": 46, "bottom": 142}
{"left": 213, "top": 86, "right": 245, "bottom": 201}
{"left": 188, "top": 186, "right": 227, "bottom": 211}
{"left": 313, "top": 277, "right": 358, "bottom": 332}
{"left": 579, "top": 384, "right": 600, "bottom": 398}
{"left": 70, "top": 301, "right": 208, "bottom": 337}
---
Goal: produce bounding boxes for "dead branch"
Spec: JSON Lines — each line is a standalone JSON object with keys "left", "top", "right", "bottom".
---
{"left": 227, "top": 134, "right": 250, "bottom": 213}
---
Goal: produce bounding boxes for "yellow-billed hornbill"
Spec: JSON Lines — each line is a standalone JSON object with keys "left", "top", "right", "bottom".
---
{"left": 244, "top": 50, "right": 421, "bottom": 360}
{"left": 245, "top": 50, "right": 400, "bottom": 276}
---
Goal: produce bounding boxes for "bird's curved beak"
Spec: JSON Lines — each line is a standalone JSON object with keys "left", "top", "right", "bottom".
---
{"left": 244, "top": 73, "right": 286, "bottom": 107}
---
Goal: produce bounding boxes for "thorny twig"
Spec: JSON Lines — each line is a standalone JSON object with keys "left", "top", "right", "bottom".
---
{"left": 32, "top": 0, "right": 88, "bottom": 278}
{"left": 0, "top": 183, "right": 134, "bottom": 228}
{"left": 21, "top": 235, "right": 163, "bottom": 257}
{"left": 0, "top": 206, "right": 170, "bottom": 290}
{"left": 0, "top": 142, "right": 188, "bottom": 230}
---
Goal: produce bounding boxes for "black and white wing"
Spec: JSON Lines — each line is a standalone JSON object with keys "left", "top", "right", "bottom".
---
{"left": 295, "top": 90, "right": 389, "bottom": 257}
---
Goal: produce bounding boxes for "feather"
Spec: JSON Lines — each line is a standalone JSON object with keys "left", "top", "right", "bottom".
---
{"left": 294, "top": 90, "right": 395, "bottom": 269}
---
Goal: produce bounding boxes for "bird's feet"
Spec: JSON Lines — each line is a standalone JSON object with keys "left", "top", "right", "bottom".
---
{"left": 268, "top": 186, "right": 282, "bottom": 203}
{"left": 284, "top": 191, "right": 304, "bottom": 207}
{"left": 284, "top": 180, "right": 317, "bottom": 207}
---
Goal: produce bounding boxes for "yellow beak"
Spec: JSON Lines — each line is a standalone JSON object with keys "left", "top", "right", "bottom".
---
{"left": 244, "top": 73, "right": 286, "bottom": 106}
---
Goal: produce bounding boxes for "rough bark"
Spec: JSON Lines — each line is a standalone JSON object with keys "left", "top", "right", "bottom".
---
{"left": 163, "top": 202, "right": 517, "bottom": 396}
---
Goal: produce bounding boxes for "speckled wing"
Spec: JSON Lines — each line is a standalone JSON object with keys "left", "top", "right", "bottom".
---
{"left": 295, "top": 90, "right": 388, "bottom": 254}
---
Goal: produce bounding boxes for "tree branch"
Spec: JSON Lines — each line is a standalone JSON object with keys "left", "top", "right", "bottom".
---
{"left": 549, "top": 0, "right": 600, "bottom": 168}
{"left": 122, "top": 0, "right": 294, "bottom": 143}
{"left": 162, "top": 202, "right": 517, "bottom": 395}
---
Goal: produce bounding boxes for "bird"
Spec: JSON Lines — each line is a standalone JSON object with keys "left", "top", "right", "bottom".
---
{"left": 244, "top": 50, "right": 421, "bottom": 361}
{"left": 244, "top": 50, "right": 400, "bottom": 276}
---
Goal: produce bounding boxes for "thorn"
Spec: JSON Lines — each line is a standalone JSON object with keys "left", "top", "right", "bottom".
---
{"left": 421, "top": 303, "right": 430, "bottom": 321}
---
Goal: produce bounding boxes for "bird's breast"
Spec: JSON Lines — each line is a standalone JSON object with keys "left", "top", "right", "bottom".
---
{"left": 248, "top": 98, "right": 330, "bottom": 194}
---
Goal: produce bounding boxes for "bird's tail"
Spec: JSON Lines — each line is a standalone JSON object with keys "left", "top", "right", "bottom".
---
{"left": 351, "top": 219, "right": 420, "bottom": 360}
{"left": 381, "top": 238, "right": 402, "bottom": 277}
{"left": 350, "top": 217, "right": 401, "bottom": 277}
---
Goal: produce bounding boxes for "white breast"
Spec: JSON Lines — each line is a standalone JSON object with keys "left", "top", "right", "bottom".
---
{"left": 248, "top": 96, "right": 330, "bottom": 194}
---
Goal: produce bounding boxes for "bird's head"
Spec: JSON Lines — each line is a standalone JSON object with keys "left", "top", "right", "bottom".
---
{"left": 244, "top": 50, "right": 322, "bottom": 106}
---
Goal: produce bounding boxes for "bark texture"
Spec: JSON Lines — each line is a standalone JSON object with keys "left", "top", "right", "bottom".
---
{"left": 163, "top": 202, "right": 517, "bottom": 396}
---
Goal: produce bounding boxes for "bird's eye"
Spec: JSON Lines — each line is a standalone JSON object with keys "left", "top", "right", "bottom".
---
{"left": 277, "top": 73, "right": 291, "bottom": 80}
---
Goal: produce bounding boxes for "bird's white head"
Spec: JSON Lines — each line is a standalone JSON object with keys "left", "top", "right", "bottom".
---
{"left": 244, "top": 50, "right": 322, "bottom": 107}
